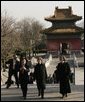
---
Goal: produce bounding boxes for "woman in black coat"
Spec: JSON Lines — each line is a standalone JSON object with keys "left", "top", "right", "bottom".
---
{"left": 19, "top": 61, "right": 29, "bottom": 99}
{"left": 34, "top": 57, "right": 47, "bottom": 99}
{"left": 57, "top": 55, "right": 71, "bottom": 98}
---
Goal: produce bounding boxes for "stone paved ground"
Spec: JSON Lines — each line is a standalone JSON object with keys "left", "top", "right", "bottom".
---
{"left": 1, "top": 84, "right": 84, "bottom": 101}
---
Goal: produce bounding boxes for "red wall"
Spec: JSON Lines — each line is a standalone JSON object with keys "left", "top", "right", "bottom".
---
{"left": 69, "top": 39, "right": 81, "bottom": 50}
{"left": 47, "top": 38, "right": 81, "bottom": 51}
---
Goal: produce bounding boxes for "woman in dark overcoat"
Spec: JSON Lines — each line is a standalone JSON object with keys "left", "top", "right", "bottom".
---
{"left": 57, "top": 55, "right": 71, "bottom": 98}
{"left": 34, "top": 57, "right": 47, "bottom": 99}
{"left": 19, "top": 55, "right": 29, "bottom": 72}
{"left": 19, "top": 61, "right": 29, "bottom": 99}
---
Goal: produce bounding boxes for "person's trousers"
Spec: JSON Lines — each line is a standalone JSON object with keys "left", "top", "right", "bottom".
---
{"left": 7, "top": 70, "right": 19, "bottom": 86}
{"left": 38, "top": 88, "right": 44, "bottom": 98}
{"left": 21, "top": 84, "right": 27, "bottom": 97}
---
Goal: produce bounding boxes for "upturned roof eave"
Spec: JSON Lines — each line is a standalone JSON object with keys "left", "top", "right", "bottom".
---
{"left": 41, "top": 30, "right": 84, "bottom": 34}
{"left": 40, "top": 26, "right": 84, "bottom": 34}
{"left": 45, "top": 16, "right": 82, "bottom": 22}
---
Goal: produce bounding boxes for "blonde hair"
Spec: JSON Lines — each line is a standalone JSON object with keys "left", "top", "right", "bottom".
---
{"left": 37, "top": 57, "right": 43, "bottom": 62}
{"left": 59, "top": 55, "right": 66, "bottom": 61}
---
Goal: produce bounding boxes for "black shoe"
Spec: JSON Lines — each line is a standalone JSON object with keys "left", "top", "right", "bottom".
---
{"left": 65, "top": 94, "right": 67, "bottom": 97}
{"left": 41, "top": 96, "right": 44, "bottom": 99}
{"left": 17, "top": 85, "right": 19, "bottom": 88}
{"left": 6, "top": 84, "right": 11, "bottom": 89}
{"left": 38, "top": 92, "right": 40, "bottom": 96}
{"left": 38, "top": 91, "right": 41, "bottom": 96}
{"left": 41, "top": 94, "right": 44, "bottom": 99}
{"left": 6, "top": 86, "right": 9, "bottom": 89}
{"left": 23, "top": 97, "right": 26, "bottom": 100}
{"left": 62, "top": 94, "right": 65, "bottom": 98}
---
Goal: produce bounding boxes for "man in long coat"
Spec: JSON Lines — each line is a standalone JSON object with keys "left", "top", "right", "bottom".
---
{"left": 5, "top": 54, "right": 20, "bottom": 88}
{"left": 57, "top": 55, "right": 71, "bottom": 98}
{"left": 34, "top": 57, "right": 47, "bottom": 99}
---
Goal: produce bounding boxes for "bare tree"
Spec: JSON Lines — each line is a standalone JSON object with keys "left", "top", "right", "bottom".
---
{"left": 1, "top": 11, "right": 22, "bottom": 61}
{"left": 1, "top": 11, "right": 15, "bottom": 37}
{"left": 31, "top": 20, "right": 44, "bottom": 55}
{"left": 16, "top": 17, "right": 44, "bottom": 56}
{"left": 1, "top": 10, "right": 45, "bottom": 61}
{"left": 31, "top": 20, "right": 43, "bottom": 45}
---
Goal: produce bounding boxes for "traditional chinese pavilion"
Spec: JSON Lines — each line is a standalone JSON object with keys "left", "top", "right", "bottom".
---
{"left": 41, "top": 7, "right": 84, "bottom": 55}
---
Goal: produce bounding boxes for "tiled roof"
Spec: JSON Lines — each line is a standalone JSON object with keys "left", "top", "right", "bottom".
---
{"left": 41, "top": 27, "right": 84, "bottom": 34}
{"left": 45, "top": 15, "right": 82, "bottom": 21}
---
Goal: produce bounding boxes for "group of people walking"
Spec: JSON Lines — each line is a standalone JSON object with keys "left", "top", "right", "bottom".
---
{"left": 5, "top": 54, "right": 71, "bottom": 99}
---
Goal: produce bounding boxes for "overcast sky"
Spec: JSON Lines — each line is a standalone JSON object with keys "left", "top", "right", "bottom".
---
{"left": 1, "top": 1, "right": 84, "bottom": 27}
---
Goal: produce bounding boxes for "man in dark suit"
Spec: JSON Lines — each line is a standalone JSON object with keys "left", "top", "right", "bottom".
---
{"left": 5, "top": 54, "right": 20, "bottom": 88}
